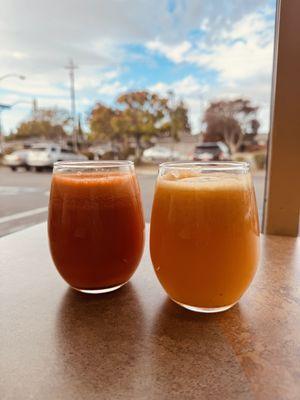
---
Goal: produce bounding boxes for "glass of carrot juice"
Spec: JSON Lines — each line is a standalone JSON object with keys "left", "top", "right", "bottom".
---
{"left": 48, "top": 161, "right": 145, "bottom": 293}
{"left": 150, "top": 162, "right": 259, "bottom": 313}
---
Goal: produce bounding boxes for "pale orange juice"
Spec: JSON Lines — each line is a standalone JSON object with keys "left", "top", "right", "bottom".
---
{"left": 150, "top": 162, "right": 259, "bottom": 312}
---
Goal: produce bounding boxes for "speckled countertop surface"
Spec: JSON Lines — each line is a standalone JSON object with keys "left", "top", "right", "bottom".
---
{"left": 1, "top": 223, "right": 300, "bottom": 400}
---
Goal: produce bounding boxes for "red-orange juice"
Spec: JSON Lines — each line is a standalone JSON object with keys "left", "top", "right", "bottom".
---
{"left": 150, "top": 162, "right": 259, "bottom": 312}
{"left": 48, "top": 162, "right": 144, "bottom": 293}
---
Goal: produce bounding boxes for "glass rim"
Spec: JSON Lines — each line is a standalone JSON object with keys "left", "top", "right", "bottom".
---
{"left": 159, "top": 161, "right": 250, "bottom": 172}
{"left": 54, "top": 160, "right": 134, "bottom": 169}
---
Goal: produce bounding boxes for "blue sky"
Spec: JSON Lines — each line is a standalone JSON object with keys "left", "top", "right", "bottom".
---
{"left": 0, "top": 0, "right": 276, "bottom": 134}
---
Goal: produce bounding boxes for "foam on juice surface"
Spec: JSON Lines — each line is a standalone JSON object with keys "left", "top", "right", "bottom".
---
{"left": 158, "top": 170, "right": 250, "bottom": 192}
{"left": 53, "top": 171, "right": 133, "bottom": 187}
{"left": 50, "top": 171, "right": 139, "bottom": 207}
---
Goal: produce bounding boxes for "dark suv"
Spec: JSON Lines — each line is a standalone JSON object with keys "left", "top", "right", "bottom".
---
{"left": 193, "top": 142, "right": 230, "bottom": 161}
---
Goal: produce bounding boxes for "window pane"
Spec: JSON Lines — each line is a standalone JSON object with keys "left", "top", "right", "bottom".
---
{"left": 0, "top": 0, "right": 276, "bottom": 234}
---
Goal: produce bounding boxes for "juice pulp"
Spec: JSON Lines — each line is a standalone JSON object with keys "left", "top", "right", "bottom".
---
{"left": 48, "top": 172, "right": 144, "bottom": 290}
{"left": 150, "top": 171, "right": 259, "bottom": 308}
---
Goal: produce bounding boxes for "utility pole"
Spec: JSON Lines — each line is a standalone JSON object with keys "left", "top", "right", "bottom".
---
{"left": 32, "top": 98, "right": 38, "bottom": 119}
{"left": 65, "top": 59, "right": 78, "bottom": 151}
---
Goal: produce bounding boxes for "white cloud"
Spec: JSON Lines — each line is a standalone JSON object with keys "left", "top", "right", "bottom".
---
{"left": 81, "top": 97, "right": 93, "bottom": 106}
{"left": 0, "top": 0, "right": 173, "bottom": 79}
{"left": 148, "top": 11, "right": 274, "bottom": 83}
{"left": 97, "top": 81, "right": 127, "bottom": 97}
{"left": 75, "top": 69, "right": 120, "bottom": 90}
{"left": 0, "top": 76, "right": 66, "bottom": 97}
{"left": 189, "top": 41, "right": 273, "bottom": 82}
{"left": 0, "top": 0, "right": 271, "bottom": 78}
{"left": 147, "top": 40, "right": 191, "bottom": 63}
{"left": 151, "top": 75, "right": 209, "bottom": 98}
{"left": 190, "top": 13, "right": 274, "bottom": 82}
{"left": 146, "top": 10, "right": 275, "bottom": 132}
{"left": 0, "top": 0, "right": 274, "bottom": 133}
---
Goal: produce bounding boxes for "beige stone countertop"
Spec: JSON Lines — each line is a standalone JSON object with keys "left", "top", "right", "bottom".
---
{"left": 1, "top": 223, "right": 300, "bottom": 400}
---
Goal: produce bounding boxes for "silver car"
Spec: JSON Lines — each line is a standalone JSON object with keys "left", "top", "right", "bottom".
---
{"left": 142, "top": 145, "right": 184, "bottom": 163}
{"left": 27, "top": 143, "right": 88, "bottom": 171}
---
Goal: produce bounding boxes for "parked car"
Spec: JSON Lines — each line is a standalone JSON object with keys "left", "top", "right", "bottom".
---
{"left": 89, "top": 144, "right": 120, "bottom": 160}
{"left": 3, "top": 150, "right": 31, "bottom": 171}
{"left": 193, "top": 142, "right": 230, "bottom": 161}
{"left": 27, "top": 143, "right": 87, "bottom": 171}
{"left": 142, "top": 146, "right": 184, "bottom": 163}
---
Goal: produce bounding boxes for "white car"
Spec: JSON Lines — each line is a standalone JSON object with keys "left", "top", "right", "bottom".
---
{"left": 3, "top": 150, "right": 31, "bottom": 171}
{"left": 27, "top": 143, "right": 87, "bottom": 171}
{"left": 142, "top": 146, "right": 184, "bottom": 163}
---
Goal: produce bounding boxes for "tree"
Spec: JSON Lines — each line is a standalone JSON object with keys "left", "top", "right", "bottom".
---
{"left": 88, "top": 91, "right": 191, "bottom": 162}
{"left": 202, "top": 99, "right": 260, "bottom": 154}
{"left": 13, "top": 120, "right": 66, "bottom": 141}
{"left": 114, "top": 91, "right": 170, "bottom": 161}
{"left": 12, "top": 107, "right": 71, "bottom": 142}
{"left": 89, "top": 103, "right": 116, "bottom": 141}
{"left": 159, "top": 100, "right": 191, "bottom": 141}
{"left": 33, "top": 107, "right": 71, "bottom": 127}
{"left": 250, "top": 118, "right": 260, "bottom": 135}
{"left": 170, "top": 100, "right": 191, "bottom": 140}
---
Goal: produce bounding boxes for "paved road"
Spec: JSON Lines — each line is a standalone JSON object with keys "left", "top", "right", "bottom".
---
{"left": 0, "top": 167, "right": 265, "bottom": 237}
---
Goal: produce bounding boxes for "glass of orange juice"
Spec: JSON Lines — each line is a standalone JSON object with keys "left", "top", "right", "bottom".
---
{"left": 48, "top": 161, "right": 145, "bottom": 294}
{"left": 150, "top": 162, "right": 260, "bottom": 313}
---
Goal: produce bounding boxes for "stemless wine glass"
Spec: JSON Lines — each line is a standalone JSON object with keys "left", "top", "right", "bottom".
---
{"left": 150, "top": 161, "right": 260, "bottom": 313}
{"left": 48, "top": 161, "right": 145, "bottom": 294}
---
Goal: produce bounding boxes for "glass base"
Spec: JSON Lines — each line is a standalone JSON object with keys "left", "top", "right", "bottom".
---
{"left": 73, "top": 283, "right": 124, "bottom": 294}
{"left": 173, "top": 299, "right": 236, "bottom": 313}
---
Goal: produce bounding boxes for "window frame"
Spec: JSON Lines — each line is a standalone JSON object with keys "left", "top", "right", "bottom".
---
{"left": 262, "top": 0, "right": 300, "bottom": 237}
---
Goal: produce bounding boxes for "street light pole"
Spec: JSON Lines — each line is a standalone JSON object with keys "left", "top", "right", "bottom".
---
{"left": 0, "top": 74, "right": 26, "bottom": 82}
{"left": 65, "top": 59, "right": 78, "bottom": 152}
